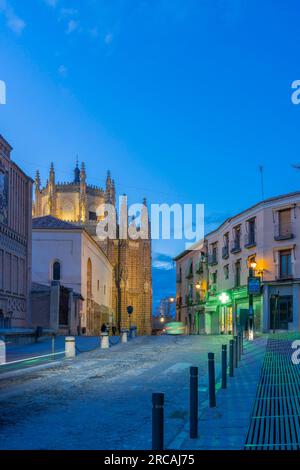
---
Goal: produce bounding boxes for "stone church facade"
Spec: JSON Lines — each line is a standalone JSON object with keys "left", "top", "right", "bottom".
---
{"left": 32, "top": 162, "right": 152, "bottom": 335}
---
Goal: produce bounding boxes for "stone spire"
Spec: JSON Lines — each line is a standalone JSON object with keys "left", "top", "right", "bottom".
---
{"left": 48, "top": 162, "right": 56, "bottom": 216}
{"left": 74, "top": 157, "right": 80, "bottom": 183}
{"left": 35, "top": 170, "right": 41, "bottom": 189}
{"left": 49, "top": 162, "right": 55, "bottom": 184}
{"left": 34, "top": 171, "right": 41, "bottom": 216}
{"left": 105, "top": 170, "right": 116, "bottom": 205}
{"left": 79, "top": 162, "right": 87, "bottom": 222}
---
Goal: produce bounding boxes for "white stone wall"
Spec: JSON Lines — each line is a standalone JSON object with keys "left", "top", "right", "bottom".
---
{"left": 32, "top": 228, "right": 113, "bottom": 331}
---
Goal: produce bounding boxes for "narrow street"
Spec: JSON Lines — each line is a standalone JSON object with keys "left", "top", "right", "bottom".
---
{"left": 0, "top": 335, "right": 233, "bottom": 450}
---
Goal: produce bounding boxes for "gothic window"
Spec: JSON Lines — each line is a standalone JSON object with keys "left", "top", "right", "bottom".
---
{"left": 53, "top": 261, "right": 61, "bottom": 281}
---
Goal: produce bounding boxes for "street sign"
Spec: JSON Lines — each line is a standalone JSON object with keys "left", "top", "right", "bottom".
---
{"left": 248, "top": 277, "right": 261, "bottom": 295}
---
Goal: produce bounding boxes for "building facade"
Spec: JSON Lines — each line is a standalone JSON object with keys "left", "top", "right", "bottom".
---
{"left": 0, "top": 135, "right": 33, "bottom": 329}
{"left": 32, "top": 216, "right": 113, "bottom": 335}
{"left": 175, "top": 191, "right": 300, "bottom": 335}
{"left": 33, "top": 163, "right": 152, "bottom": 335}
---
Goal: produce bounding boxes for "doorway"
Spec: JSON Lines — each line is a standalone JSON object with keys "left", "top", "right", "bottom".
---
{"left": 270, "top": 295, "right": 293, "bottom": 330}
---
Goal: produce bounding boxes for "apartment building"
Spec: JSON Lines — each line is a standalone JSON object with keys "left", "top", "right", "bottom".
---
{"left": 175, "top": 191, "right": 300, "bottom": 335}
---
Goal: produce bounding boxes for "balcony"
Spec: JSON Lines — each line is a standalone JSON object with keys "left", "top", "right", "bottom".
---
{"left": 244, "top": 232, "right": 256, "bottom": 248}
{"left": 230, "top": 238, "right": 241, "bottom": 254}
{"left": 274, "top": 223, "right": 294, "bottom": 241}
{"left": 222, "top": 245, "right": 229, "bottom": 259}
{"left": 208, "top": 254, "right": 218, "bottom": 266}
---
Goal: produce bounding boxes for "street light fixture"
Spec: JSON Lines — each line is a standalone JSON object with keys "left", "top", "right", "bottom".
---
{"left": 248, "top": 260, "right": 256, "bottom": 341}
{"left": 195, "top": 282, "right": 201, "bottom": 290}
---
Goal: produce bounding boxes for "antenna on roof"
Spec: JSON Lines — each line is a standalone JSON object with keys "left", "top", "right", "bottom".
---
{"left": 259, "top": 165, "right": 264, "bottom": 201}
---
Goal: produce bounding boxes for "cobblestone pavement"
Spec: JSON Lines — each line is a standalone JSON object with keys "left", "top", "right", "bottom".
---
{"left": 0, "top": 334, "right": 264, "bottom": 450}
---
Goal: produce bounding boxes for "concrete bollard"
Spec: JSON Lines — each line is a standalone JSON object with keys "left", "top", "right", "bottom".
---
{"left": 65, "top": 336, "right": 76, "bottom": 358}
{"left": 152, "top": 393, "right": 164, "bottom": 450}
{"left": 121, "top": 329, "right": 128, "bottom": 343}
{"left": 0, "top": 339, "right": 6, "bottom": 365}
{"left": 100, "top": 332, "right": 110, "bottom": 349}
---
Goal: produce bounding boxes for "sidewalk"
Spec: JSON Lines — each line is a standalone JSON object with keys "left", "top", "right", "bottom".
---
{"left": 170, "top": 335, "right": 268, "bottom": 450}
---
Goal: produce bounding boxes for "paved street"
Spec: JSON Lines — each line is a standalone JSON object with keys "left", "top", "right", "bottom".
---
{"left": 0, "top": 335, "right": 266, "bottom": 450}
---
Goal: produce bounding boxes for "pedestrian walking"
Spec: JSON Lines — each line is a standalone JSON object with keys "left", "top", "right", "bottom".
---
{"left": 101, "top": 323, "right": 107, "bottom": 333}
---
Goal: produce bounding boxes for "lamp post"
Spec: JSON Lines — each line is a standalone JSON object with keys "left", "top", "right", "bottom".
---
{"left": 248, "top": 261, "right": 257, "bottom": 341}
{"left": 127, "top": 305, "right": 133, "bottom": 331}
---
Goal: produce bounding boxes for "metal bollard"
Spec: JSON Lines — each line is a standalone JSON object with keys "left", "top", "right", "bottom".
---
{"left": 152, "top": 393, "right": 164, "bottom": 450}
{"left": 65, "top": 336, "right": 76, "bottom": 358}
{"left": 238, "top": 334, "right": 242, "bottom": 361}
{"left": 221, "top": 345, "right": 227, "bottom": 389}
{"left": 234, "top": 335, "right": 238, "bottom": 368}
{"left": 229, "top": 339, "right": 234, "bottom": 377}
{"left": 241, "top": 332, "right": 244, "bottom": 354}
{"left": 208, "top": 352, "right": 216, "bottom": 407}
{"left": 190, "top": 366, "right": 198, "bottom": 439}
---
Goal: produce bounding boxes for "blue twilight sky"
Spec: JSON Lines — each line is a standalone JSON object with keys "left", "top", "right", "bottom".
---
{"left": 2, "top": 0, "right": 300, "bottom": 310}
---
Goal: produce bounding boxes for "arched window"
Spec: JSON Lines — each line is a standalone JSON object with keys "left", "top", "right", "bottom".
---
{"left": 53, "top": 261, "right": 61, "bottom": 281}
{"left": 87, "top": 258, "right": 92, "bottom": 296}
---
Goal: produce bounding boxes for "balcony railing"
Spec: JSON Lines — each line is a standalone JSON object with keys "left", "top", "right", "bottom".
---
{"left": 244, "top": 232, "right": 256, "bottom": 248}
{"left": 208, "top": 253, "right": 218, "bottom": 266}
{"left": 231, "top": 238, "right": 241, "bottom": 253}
{"left": 222, "top": 245, "right": 229, "bottom": 259}
{"left": 274, "top": 223, "right": 294, "bottom": 241}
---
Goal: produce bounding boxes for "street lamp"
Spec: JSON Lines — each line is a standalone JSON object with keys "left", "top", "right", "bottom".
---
{"left": 127, "top": 305, "right": 133, "bottom": 331}
{"left": 248, "top": 260, "right": 257, "bottom": 341}
{"left": 195, "top": 281, "right": 201, "bottom": 290}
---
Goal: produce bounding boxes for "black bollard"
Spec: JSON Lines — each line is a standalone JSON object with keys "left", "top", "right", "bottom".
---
{"left": 152, "top": 393, "right": 164, "bottom": 450}
{"left": 208, "top": 352, "right": 216, "bottom": 407}
{"left": 221, "top": 345, "right": 227, "bottom": 389}
{"left": 229, "top": 339, "right": 234, "bottom": 377}
{"left": 241, "top": 332, "right": 244, "bottom": 355}
{"left": 190, "top": 366, "right": 198, "bottom": 439}
{"left": 238, "top": 334, "right": 242, "bottom": 362}
{"left": 234, "top": 335, "right": 238, "bottom": 368}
